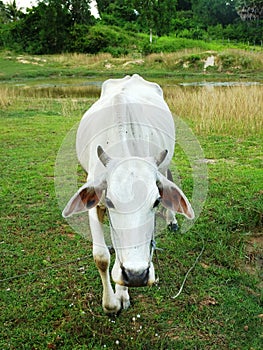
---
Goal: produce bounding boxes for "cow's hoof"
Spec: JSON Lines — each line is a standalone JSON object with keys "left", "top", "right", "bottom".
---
{"left": 103, "top": 301, "right": 121, "bottom": 314}
{"left": 122, "top": 299, "right": 130, "bottom": 310}
{"left": 103, "top": 305, "right": 121, "bottom": 314}
{"left": 167, "top": 222, "right": 179, "bottom": 232}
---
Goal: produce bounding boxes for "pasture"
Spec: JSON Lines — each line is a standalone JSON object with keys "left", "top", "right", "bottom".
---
{"left": 0, "top": 52, "right": 262, "bottom": 349}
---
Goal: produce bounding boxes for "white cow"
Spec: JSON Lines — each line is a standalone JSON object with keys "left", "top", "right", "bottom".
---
{"left": 62, "top": 74, "right": 194, "bottom": 313}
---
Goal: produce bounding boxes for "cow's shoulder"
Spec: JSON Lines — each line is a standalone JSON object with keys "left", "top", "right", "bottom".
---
{"left": 101, "top": 74, "right": 163, "bottom": 102}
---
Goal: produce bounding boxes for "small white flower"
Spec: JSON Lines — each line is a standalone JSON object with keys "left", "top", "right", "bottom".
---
{"left": 132, "top": 317, "right": 136, "bottom": 322}
{"left": 137, "top": 314, "right": 141, "bottom": 318}
{"left": 116, "top": 340, "right": 119, "bottom": 345}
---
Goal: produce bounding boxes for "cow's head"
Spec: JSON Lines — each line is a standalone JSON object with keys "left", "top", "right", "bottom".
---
{"left": 63, "top": 146, "right": 194, "bottom": 287}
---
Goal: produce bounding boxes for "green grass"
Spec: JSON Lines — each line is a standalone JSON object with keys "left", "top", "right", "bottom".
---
{"left": 0, "top": 65, "right": 262, "bottom": 349}
{"left": 1, "top": 47, "right": 262, "bottom": 83}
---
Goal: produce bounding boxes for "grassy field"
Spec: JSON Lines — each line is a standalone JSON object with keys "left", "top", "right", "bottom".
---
{"left": 0, "top": 48, "right": 263, "bottom": 82}
{"left": 0, "top": 50, "right": 262, "bottom": 349}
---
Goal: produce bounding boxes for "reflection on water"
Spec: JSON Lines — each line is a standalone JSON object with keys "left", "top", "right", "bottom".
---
{"left": 178, "top": 81, "right": 261, "bottom": 87}
{"left": 15, "top": 80, "right": 261, "bottom": 89}
{"left": 15, "top": 81, "right": 103, "bottom": 88}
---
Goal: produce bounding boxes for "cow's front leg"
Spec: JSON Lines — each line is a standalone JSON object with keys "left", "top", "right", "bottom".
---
{"left": 89, "top": 208, "right": 121, "bottom": 313}
{"left": 166, "top": 209, "right": 179, "bottom": 231}
{"left": 115, "top": 284, "right": 130, "bottom": 310}
{"left": 166, "top": 169, "right": 179, "bottom": 231}
{"left": 93, "top": 245, "right": 122, "bottom": 313}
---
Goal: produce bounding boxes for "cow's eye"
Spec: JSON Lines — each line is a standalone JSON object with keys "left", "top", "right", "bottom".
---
{"left": 153, "top": 197, "right": 161, "bottom": 208}
{"left": 105, "top": 197, "right": 115, "bottom": 209}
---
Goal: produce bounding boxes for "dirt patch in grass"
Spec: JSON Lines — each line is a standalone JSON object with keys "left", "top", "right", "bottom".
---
{"left": 244, "top": 233, "right": 263, "bottom": 286}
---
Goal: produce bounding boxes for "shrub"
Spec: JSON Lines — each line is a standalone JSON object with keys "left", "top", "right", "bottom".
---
{"left": 71, "top": 25, "right": 132, "bottom": 55}
{"left": 177, "top": 28, "right": 208, "bottom": 40}
{"left": 106, "top": 46, "right": 129, "bottom": 57}
{"left": 148, "top": 36, "right": 211, "bottom": 54}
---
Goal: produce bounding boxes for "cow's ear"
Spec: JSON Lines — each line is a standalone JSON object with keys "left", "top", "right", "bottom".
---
{"left": 157, "top": 174, "right": 194, "bottom": 219}
{"left": 62, "top": 181, "right": 105, "bottom": 218}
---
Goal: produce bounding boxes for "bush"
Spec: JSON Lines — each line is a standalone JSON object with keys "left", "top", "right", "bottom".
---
{"left": 68, "top": 24, "right": 90, "bottom": 53}
{"left": 207, "top": 21, "right": 263, "bottom": 45}
{"left": 177, "top": 28, "right": 208, "bottom": 40}
{"left": 106, "top": 46, "right": 129, "bottom": 57}
{"left": 148, "top": 36, "right": 211, "bottom": 54}
{"left": 69, "top": 25, "right": 132, "bottom": 55}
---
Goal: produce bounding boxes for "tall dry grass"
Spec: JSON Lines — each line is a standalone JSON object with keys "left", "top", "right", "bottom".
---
{"left": 223, "top": 49, "right": 263, "bottom": 67}
{"left": 145, "top": 48, "right": 263, "bottom": 71}
{"left": 0, "top": 85, "right": 100, "bottom": 104}
{"left": 51, "top": 52, "right": 113, "bottom": 66}
{"left": 164, "top": 85, "right": 263, "bottom": 137}
{"left": 21, "top": 85, "right": 101, "bottom": 98}
{"left": 145, "top": 49, "right": 203, "bottom": 67}
{"left": 1, "top": 82, "right": 262, "bottom": 137}
{"left": 0, "top": 87, "right": 16, "bottom": 108}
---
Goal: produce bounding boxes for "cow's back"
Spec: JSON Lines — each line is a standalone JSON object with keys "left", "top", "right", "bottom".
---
{"left": 76, "top": 75, "right": 175, "bottom": 175}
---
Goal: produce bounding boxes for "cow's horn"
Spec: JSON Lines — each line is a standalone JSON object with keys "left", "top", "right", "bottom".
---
{"left": 97, "top": 145, "right": 112, "bottom": 166}
{"left": 155, "top": 149, "right": 168, "bottom": 167}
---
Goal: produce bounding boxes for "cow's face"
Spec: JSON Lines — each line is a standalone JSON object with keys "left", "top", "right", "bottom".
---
{"left": 104, "top": 157, "right": 160, "bottom": 287}
{"left": 62, "top": 146, "right": 194, "bottom": 288}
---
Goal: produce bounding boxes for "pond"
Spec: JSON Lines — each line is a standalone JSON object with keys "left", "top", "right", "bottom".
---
{"left": 15, "top": 79, "right": 261, "bottom": 89}
{"left": 7, "top": 76, "right": 262, "bottom": 99}
{"left": 178, "top": 81, "right": 261, "bottom": 87}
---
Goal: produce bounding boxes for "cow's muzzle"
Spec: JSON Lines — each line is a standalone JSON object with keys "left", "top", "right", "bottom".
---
{"left": 121, "top": 265, "right": 150, "bottom": 287}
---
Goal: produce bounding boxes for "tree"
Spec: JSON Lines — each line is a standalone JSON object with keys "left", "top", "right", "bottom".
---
{"left": 7, "top": 0, "right": 72, "bottom": 53}
{"left": 191, "top": 0, "right": 238, "bottom": 27}
{"left": 2, "top": 0, "right": 95, "bottom": 53}
{"left": 65, "top": 0, "right": 95, "bottom": 25}
{"left": 177, "top": 0, "right": 191, "bottom": 11}
{"left": 133, "top": 0, "right": 177, "bottom": 35}
{"left": 0, "top": 1, "right": 8, "bottom": 23}
{"left": 96, "top": 0, "right": 138, "bottom": 27}
{"left": 2, "top": 0, "right": 23, "bottom": 22}
{"left": 156, "top": 0, "right": 177, "bottom": 35}
{"left": 235, "top": 0, "right": 263, "bottom": 20}
{"left": 97, "top": 0, "right": 177, "bottom": 35}
{"left": 96, "top": 0, "right": 111, "bottom": 14}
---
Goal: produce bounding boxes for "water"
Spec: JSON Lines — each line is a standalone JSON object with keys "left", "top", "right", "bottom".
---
{"left": 14, "top": 80, "right": 261, "bottom": 89}
{"left": 178, "top": 81, "right": 261, "bottom": 87}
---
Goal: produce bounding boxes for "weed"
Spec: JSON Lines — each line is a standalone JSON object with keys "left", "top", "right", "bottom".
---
{"left": 165, "top": 85, "right": 263, "bottom": 137}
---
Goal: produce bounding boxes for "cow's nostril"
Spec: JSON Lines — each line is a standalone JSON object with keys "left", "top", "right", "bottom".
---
{"left": 121, "top": 266, "right": 149, "bottom": 287}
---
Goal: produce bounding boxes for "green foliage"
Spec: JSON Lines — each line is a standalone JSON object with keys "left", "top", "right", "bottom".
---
{"left": 134, "top": 0, "right": 177, "bottom": 36}
{"left": 85, "top": 25, "right": 126, "bottom": 54}
{"left": 206, "top": 20, "right": 263, "bottom": 44}
{"left": 0, "top": 1, "right": 72, "bottom": 54}
{"left": 70, "top": 25, "right": 131, "bottom": 56}
{"left": 192, "top": 0, "right": 239, "bottom": 26}
{"left": 98, "top": 0, "right": 177, "bottom": 36}
{"left": 236, "top": 0, "right": 263, "bottom": 20}
{"left": 0, "top": 0, "right": 95, "bottom": 54}
{"left": 148, "top": 36, "right": 213, "bottom": 53}
{"left": 176, "top": 28, "right": 208, "bottom": 40}
{"left": 0, "top": 0, "right": 263, "bottom": 54}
